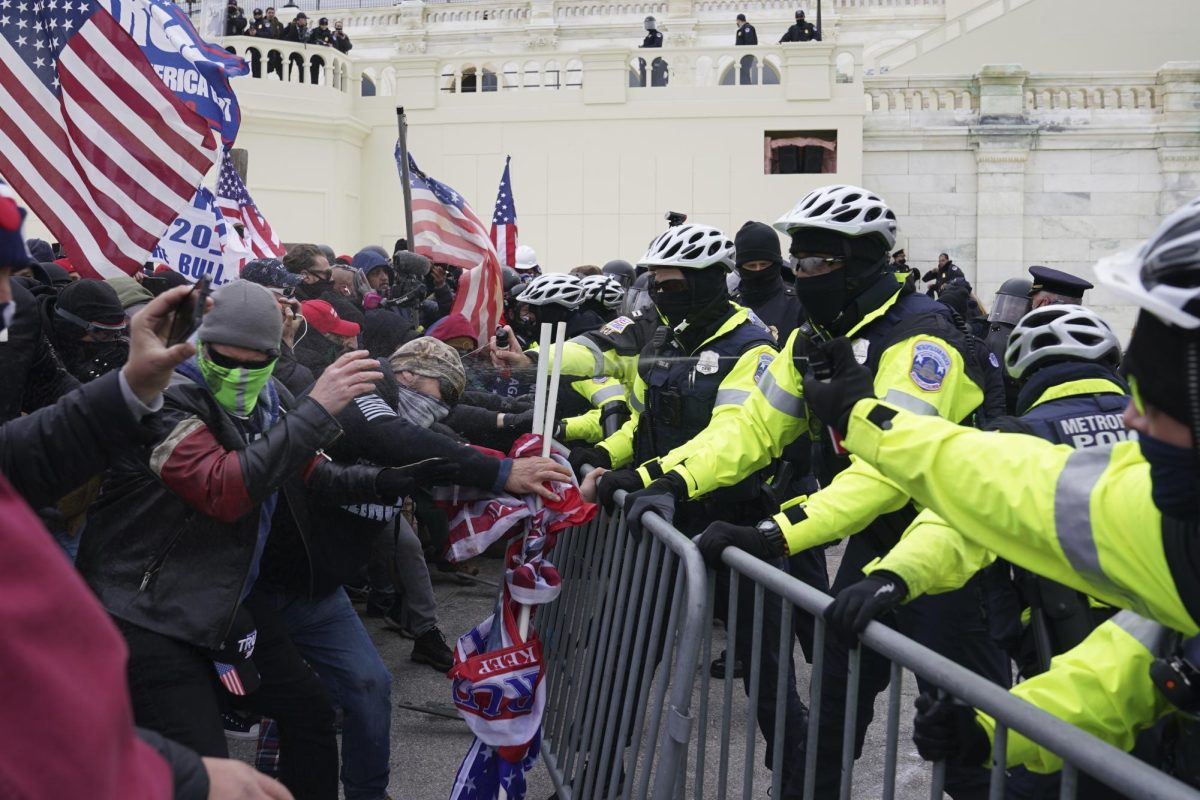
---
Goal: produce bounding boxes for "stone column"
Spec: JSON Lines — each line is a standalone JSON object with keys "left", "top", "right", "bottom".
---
{"left": 1156, "top": 62, "right": 1200, "bottom": 215}
{"left": 970, "top": 66, "right": 1034, "bottom": 292}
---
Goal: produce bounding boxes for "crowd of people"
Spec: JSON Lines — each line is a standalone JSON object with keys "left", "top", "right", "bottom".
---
{"left": 3, "top": 176, "right": 1199, "bottom": 800}
{"left": 225, "top": 4, "right": 351, "bottom": 82}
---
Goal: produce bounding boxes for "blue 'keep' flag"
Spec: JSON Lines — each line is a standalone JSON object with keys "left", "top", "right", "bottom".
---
{"left": 99, "top": 0, "right": 248, "bottom": 148}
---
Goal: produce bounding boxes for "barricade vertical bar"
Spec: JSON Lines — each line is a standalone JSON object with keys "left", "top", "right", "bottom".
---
{"left": 882, "top": 661, "right": 903, "bottom": 800}
{"left": 804, "top": 618, "right": 825, "bottom": 800}
{"left": 717, "top": 570, "right": 740, "bottom": 800}
{"left": 624, "top": 536, "right": 669, "bottom": 798}
{"left": 1059, "top": 763, "right": 1078, "bottom": 800}
{"left": 550, "top": 510, "right": 609, "bottom": 761}
{"left": 839, "top": 645, "right": 862, "bottom": 800}
{"left": 592, "top": 515, "right": 648, "bottom": 796}
{"left": 771, "top": 599, "right": 794, "bottom": 800}
{"left": 989, "top": 723, "right": 1008, "bottom": 800}
{"left": 612, "top": 534, "right": 661, "bottom": 800}
{"left": 609, "top": 532, "right": 657, "bottom": 798}
{"left": 694, "top": 574, "right": 717, "bottom": 799}
{"left": 548, "top": 512, "right": 606, "bottom": 770}
{"left": 561, "top": 509, "right": 623, "bottom": 782}
{"left": 641, "top": 561, "right": 686, "bottom": 799}
{"left": 742, "top": 581, "right": 765, "bottom": 800}
{"left": 930, "top": 759, "right": 947, "bottom": 798}
{"left": 575, "top": 519, "right": 633, "bottom": 797}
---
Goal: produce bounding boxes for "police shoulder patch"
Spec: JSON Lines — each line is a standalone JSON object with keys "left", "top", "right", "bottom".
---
{"left": 909, "top": 340, "right": 951, "bottom": 392}
{"left": 754, "top": 353, "right": 774, "bottom": 382}
{"left": 988, "top": 351, "right": 1000, "bottom": 369}
{"left": 601, "top": 316, "right": 632, "bottom": 334}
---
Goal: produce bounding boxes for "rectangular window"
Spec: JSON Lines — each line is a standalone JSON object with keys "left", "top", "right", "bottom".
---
{"left": 765, "top": 130, "right": 837, "bottom": 175}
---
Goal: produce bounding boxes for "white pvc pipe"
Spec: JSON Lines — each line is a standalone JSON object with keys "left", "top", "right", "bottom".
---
{"left": 530, "top": 323, "right": 552, "bottom": 436}
{"left": 540, "top": 321, "right": 568, "bottom": 459}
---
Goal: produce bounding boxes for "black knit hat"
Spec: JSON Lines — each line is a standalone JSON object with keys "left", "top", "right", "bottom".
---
{"left": 734, "top": 221, "right": 783, "bottom": 267}
{"left": 57, "top": 279, "right": 126, "bottom": 326}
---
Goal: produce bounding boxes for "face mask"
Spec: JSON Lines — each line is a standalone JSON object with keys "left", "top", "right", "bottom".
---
{"left": 395, "top": 383, "right": 449, "bottom": 428}
{"left": 736, "top": 262, "right": 781, "bottom": 292}
{"left": 1139, "top": 434, "right": 1200, "bottom": 519}
{"left": 791, "top": 267, "right": 850, "bottom": 329}
{"left": 197, "top": 343, "right": 277, "bottom": 417}
{"left": 59, "top": 338, "right": 129, "bottom": 382}
{"left": 298, "top": 279, "right": 333, "bottom": 300}
{"left": 651, "top": 282, "right": 691, "bottom": 328}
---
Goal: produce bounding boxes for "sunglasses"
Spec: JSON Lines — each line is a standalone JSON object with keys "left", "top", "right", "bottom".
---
{"left": 789, "top": 255, "right": 845, "bottom": 274}
{"left": 55, "top": 307, "right": 128, "bottom": 341}
{"left": 205, "top": 343, "right": 277, "bottom": 369}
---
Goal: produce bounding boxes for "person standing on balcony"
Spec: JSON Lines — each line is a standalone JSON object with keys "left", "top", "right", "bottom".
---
{"left": 638, "top": 16, "right": 667, "bottom": 88}
{"left": 260, "top": 6, "right": 285, "bottom": 79}
{"left": 332, "top": 20, "right": 352, "bottom": 54}
{"left": 282, "top": 12, "right": 312, "bottom": 83}
{"left": 735, "top": 13, "right": 758, "bottom": 85}
{"left": 780, "top": 9, "right": 820, "bottom": 42}
{"left": 309, "top": 17, "right": 333, "bottom": 47}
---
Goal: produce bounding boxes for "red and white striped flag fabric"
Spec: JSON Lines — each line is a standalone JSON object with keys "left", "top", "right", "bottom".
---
{"left": 215, "top": 151, "right": 285, "bottom": 260}
{"left": 396, "top": 146, "right": 504, "bottom": 344}
{"left": 489, "top": 156, "right": 517, "bottom": 269}
{"left": 213, "top": 661, "right": 247, "bottom": 695}
{"left": 0, "top": 0, "right": 218, "bottom": 279}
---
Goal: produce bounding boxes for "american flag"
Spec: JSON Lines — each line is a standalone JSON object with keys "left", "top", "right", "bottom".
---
{"left": 0, "top": 0, "right": 218, "bottom": 279}
{"left": 395, "top": 145, "right": 504, "bottom": 344}
{"left": 215, "top": 151, "right": 285, "bottom": 260}
{"left": 489, "top": 156, "right": 518, "bottom": 269}
{"left": 213, "top": 661, "right": 247, "bottom": 695}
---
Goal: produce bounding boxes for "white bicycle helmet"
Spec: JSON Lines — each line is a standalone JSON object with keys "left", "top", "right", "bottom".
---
{"left": 515, "top": 273, "right": 585, "bottom": 308}
{"left": 773, "top": 184, "right": 898, "bottom": 248}
{"left": 579, "top": 275, "right": 625, "bottom": 310}
{"left": 1004, "top": 304, "right": 1121, "bottom": 380}
{"left": 1095, "top": 195, "right": 1200, "bottom": 330}
{"left": 514, "top": 245, "right": 539, "bottom": 271}
{"left": 637, "top": 224, "right": 735, "bottom": 270}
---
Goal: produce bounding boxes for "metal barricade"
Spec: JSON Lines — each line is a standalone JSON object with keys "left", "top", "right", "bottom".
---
{"left": 540, "top": 494, "right": 708, "bottom": 800}
{"left": 692, "top": 545, "right": 1200, "bottom": 800}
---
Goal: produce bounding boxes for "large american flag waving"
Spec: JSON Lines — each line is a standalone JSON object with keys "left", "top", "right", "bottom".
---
{"left": 396, "top": 145, "right": 504, "bottom": 345}
{"left": 0, "top": 0, "right": 218, "bottom": 279}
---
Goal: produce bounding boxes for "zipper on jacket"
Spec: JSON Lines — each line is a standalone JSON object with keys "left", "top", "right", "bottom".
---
{"left": 138, "top": 513, "right": 196, "bottom": 591}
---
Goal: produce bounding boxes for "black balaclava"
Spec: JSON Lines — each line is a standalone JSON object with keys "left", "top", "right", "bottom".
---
{"left": 51, "top": 280, "right": 129, "bottom": 382}
{"left": 651, "top": 264, "right": 730, "bottom": 351}
{"left": 734, "top": 221, "right": 784, "bottom": 304}
{"left": 1127, "top": 310, "right": 1200, "bottom": 518}
{"left": 787, "top": 227, "right": 891, "bottom": 336}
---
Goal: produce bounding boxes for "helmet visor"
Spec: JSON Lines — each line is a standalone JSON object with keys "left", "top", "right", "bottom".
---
{"left": 621, "top": 285, "right": 654, "bottom": 318}
{"left": 988, "top": 293, "right": 1032, "bottom": 327}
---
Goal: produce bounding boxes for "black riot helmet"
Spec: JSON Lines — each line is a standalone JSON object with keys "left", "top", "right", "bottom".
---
{"left": 989, "top": 278, "right": 1033, "bottom": 328}
{"left": 602, "top": 259, "right": 636, "bottom": 288}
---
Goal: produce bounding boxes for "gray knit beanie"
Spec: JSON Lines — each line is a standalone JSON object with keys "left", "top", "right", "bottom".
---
{"left": 198, "top": 280, "right": 283, "bottom": 354}
{"left": 389, "top": 336, "right": 466, "bottom": 403}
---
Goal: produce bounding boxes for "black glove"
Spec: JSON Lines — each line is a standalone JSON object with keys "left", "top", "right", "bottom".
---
{"left": 501, "top": 409, "right": 534, "bottom": 432}
{"left": 375, "top": 458, "right": 455, "bottom": 498}
{"left": 623, "top": 474, "right": 686, "bottom": 537}
{"left": 596, "top": 468, "right": 645, "bottom": 513}
{"left": 912, "top": 693, "right": 991, "bottom": 766}
{"left": 824, "top": 571, "right": 908, "bottom": 636}
{"left": 801, "top": 337, "right": 877, "bottom": 435}
{"left": 695, "top": 520, "right": 787, "bottom": 569}
{"left": 568, "top": 447, "right": 611, "bottom": 479}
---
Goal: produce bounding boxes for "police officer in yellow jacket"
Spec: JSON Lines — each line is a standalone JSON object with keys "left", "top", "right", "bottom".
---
{"left": 799, "top": 194, "right": 1200, "bottom": 639}
{"left": 581, "top": 223, "right": 812, "bottom": 798}
{"left": 621, "top": 185, "right": 1008, "bottom": 798}
{"left": 828, "top": 305, "right": 1130, "bottom": 677}
{"left": 793, "top": 196, "right": 1200, "bottom": 786}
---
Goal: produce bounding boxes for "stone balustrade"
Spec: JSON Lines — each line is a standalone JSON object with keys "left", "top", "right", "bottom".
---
{"left": 1023, "top": 75, "right": 1158, "bottom": 111}
{"left": 223, "top": 37, "right": 356, "bottom": 92}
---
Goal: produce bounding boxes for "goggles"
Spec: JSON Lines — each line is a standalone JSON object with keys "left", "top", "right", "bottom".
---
{"left": 55, "top": 307, "right": 128, "bottom": 341}
{"left": 788, "top": 255, "right": 844, "bottom": 274}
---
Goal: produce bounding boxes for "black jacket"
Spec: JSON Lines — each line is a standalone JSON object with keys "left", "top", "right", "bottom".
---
{"left": 261, "top": 373, "right": 509, "bottom": 596}
{"left": 736, "top": 23, "right": 757, "bottom": 45}
{"left": 332, "top": 31, "right": 352, "bottom": 53}
{"left": 641, "top": 30, "right": 663, "bottom": 48}
{"left": 77, "top": 370, "right": 384, "bottom": 650}
{"left": 779, "top": 21, "right": 818, "bottom": 42}
{"left": 0, "top": 281, "right": 79, "bottom": 423}
{"left": 282, "top": 22, "right": 309, "bottom": 42}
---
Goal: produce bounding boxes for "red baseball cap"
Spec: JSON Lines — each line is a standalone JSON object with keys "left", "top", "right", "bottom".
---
{"left": 300, "top": 299, "right": 360, "bottom": 337}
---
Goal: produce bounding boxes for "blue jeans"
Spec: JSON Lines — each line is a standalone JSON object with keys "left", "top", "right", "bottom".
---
{"left": 255, "top": 587, "right": 392, "bottom": 800}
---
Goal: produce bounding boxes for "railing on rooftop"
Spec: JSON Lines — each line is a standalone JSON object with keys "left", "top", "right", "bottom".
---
{"left": 223, "top": 37, "right": 356, "bottom": 91}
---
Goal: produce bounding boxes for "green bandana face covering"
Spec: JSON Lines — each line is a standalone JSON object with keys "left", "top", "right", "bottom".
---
{"left": 197, "top": 343, "right": 277, "bottom": 417}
